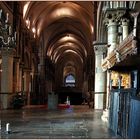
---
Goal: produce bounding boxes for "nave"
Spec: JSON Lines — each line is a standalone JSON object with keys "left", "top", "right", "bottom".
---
{"left": 1, "top": 105, "right": 119, "bottom": 139}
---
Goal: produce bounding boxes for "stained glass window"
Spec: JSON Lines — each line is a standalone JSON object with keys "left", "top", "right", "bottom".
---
{"left": 65, "top": 74, "right": 75, "bottom": 87}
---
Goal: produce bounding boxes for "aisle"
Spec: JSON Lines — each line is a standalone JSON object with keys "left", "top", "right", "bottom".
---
{"left": 1, "top": 105, "right": 119, "bottom": 139}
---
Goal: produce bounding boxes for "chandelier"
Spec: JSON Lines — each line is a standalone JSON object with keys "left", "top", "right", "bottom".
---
{"left": 0, "top": 9, "right": 16, "bottom": 48}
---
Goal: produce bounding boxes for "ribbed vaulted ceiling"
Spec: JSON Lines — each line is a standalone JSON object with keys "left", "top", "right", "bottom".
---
{"left": 22, "top": 1, "right": 94, "bottom": 65}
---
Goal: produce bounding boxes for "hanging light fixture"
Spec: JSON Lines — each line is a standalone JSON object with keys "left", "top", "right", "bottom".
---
{"left": 0, "top": 9, "right": 16, "bottom": 48}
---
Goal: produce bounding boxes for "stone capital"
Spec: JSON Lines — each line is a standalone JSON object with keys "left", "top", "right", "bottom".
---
{"left": 0, "top": 48, "right": 16, "bottom": 57}
{"left": 116, "top": 9, "right": 126, "bottom": 19}
{"left": 104, "top": 9, "right": 127, "bottom": 26}
{"left": 104, "top": 10, "right": 118, "bottom": 25}
{"left": 19, "top": 62, "right": 24, "bottom": 68}
{"left": 121, "top": 18, "right": 129, "bottom": 26}
{"left": 23, "top": 68, "right": 32, "bottom": 73}
{"left": 14, "top": 56, "right": 20, "bottom": 63}
{"left": 93, "top": 42, "right": 107, "bottom": 55}
{"left": 130, "top": 11, "right": 139, "bottom": 18}
{"left": 104, "top": 16, "right": 117, "bottom": 27}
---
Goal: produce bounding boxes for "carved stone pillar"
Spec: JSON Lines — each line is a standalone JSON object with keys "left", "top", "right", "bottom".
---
{"left": 23, "top": 69, "right": 31, "bottom": 105}
{"left": 0, "top": 48, "right": 15, "bottom": 109}
{"left": 122, "top": 18, "right": 129, "bottom": 40}
{"left": 118, "top": 24, "right": 123, "bottom": 44}
{"left": 106, "top": 18, "right": 118, "bottom": 54}
{"left": 106, "top": 70, "right": 111, "bottom": 108}
{"left": 13, "top": 57, "right": 20, "bottom": 92}
{"left": 93, "top": 42, "right": 107, "bottom": 109}
{"left": 131, "top": 12, "right": 139, "bottom": 37}
{"left": 18, "top": 63, "right": 24, "bottom": 92}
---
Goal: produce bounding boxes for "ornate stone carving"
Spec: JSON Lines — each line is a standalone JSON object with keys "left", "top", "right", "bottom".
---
{"left": 114, "top": 49, "right": 121, "bottom": 62}
{"left": 122, "top": 18, "right": 129, "bottom": 26}
{"left": 104, "top": 9, "right": 127, "bottom": 26}
{"left": 93, "top": 42, "right": 107, "bottom": 55}
{"left": 104, "top": 13, "right": 118, "bottom": 27}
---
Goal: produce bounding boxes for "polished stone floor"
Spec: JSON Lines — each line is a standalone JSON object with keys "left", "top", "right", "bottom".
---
{"left": 1, "top": 105, "right": 119, "bottom": 139}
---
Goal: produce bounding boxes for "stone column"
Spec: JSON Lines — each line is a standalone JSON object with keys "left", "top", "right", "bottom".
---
{"left": 122, "top": 18, "right": 129, "bottom": 40}
{"left": 0, "top": 48, "right": 15, "bottom": 109}
{"left": 93, "top": 42, "right": 107, "bottom": 109}
{"left": 131, "top": 12, "right": 139, "bottom": 37}
{"left": 100, "top": 69, "right": 111, "bottom": 123}
{"left": 118, "top": 24, "right": 123, "bottom": 44}
{"left": 107, "top": 18, "right": 118, "bottom": 54}
{"left": 14, "top": 57, "right": 20, "bottom": 92}
{"left": 18, "top": 63, "right": 24, "bottom": 92}
{"left": 19, "top": 68, "right": 22, "bottom": 91}
{"left": 106, "top": 70, "right": 111, "bottom": 108}
{"left": 23, "top": 70, "right": 30, "bottom": 105}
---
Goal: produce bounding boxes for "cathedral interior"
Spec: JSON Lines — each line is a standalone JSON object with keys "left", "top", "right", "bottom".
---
{"left": 0, "top": 1, "right": 140, "bottom": 139}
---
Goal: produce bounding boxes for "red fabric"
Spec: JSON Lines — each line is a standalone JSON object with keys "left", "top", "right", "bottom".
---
{"left": 58, "top": 104, "right": 70, "bottom": 109}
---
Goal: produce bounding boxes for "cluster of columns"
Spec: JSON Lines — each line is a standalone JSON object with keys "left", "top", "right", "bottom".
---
{"left": 0, "top": 48, "right": 34, "bottom": 109}
{"left": 106, "top": 13, "right": 129, "bottom": 55}
{"left": 105, "top": 11, "right": 129, "bottom": 111}
{"left": 0, "top": 48, "right": 15, "bottom": 109}
{"left": 93, "top": 10, "right": 130, "bottom": 110}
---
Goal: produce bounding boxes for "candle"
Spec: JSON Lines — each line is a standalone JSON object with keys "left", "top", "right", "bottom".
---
{"left": 12, "top": 37, "right": 14, "bottom": 42}
{"left": 0, "top": 9, "right": 2, "bottom": 19}
{"left": 6, "top": 123, "right": 10, "bottom": 132}
{"left": 5, "top": 24, "right": 8, "bottom": 29}
{"left": 5, "top": 13, "right": 9, "bottom": 23}
{"left": 14, "top": 31, "right": 17, "bottom": 41}
{"left": 9, "top": 25, "right": 12, "bottom": 35}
